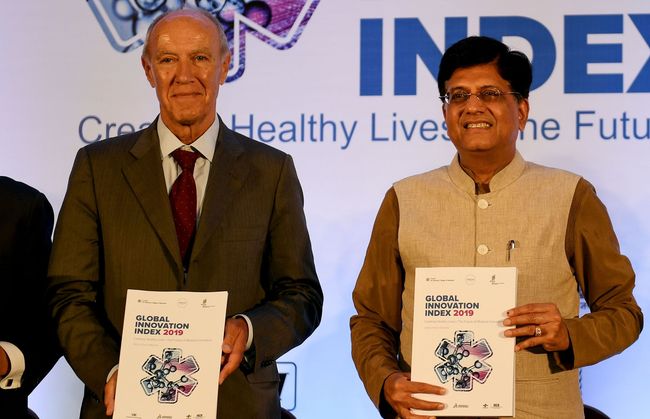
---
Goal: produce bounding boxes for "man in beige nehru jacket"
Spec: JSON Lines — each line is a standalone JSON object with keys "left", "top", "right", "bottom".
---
{"left": 350, "top": 36, "right": 642, "bottom": 419}
{"left": 49, "top": 7, "right": 322, "bottom": 418}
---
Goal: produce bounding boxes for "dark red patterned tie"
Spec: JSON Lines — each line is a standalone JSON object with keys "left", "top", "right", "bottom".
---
{"left": 170, "top": 148, "right": 200, "bottom": 265}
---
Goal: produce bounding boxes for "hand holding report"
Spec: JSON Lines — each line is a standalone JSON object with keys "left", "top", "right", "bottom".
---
{"left": 504, "top": 302, "right": 570, "bottom": 352}
{"left": 383, "top": 371, "right": 447, "bottom": 417}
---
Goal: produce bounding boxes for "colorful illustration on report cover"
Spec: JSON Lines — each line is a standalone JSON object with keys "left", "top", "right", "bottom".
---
{"left": 434, "top": 330, "right": 493, "bottom": 391}
{"left": 141, "top": 348, "right": 200, "bottom": 403}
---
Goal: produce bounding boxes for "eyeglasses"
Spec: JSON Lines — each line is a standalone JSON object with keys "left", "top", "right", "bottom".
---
{"left": 439, "top": 88, "right": 521, "bottom": 105}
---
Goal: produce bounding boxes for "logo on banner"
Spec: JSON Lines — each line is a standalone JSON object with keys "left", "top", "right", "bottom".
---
{"left": 88, "top": 0, "right": 320, "bottom": 81}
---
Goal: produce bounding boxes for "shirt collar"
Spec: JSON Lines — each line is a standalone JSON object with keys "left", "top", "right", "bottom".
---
{"left": 448, "top": 150, "right": 526, "bottom": 195}
{"left": 157, "top": 117, "right": 219, "bottom": 162}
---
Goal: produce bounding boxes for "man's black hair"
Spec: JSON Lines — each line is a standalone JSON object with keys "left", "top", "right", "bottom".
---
{"left": 437, "top": 36, "right": 532, "bottom": 99}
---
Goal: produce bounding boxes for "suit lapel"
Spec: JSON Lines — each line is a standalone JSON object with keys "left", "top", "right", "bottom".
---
{"left": 192, "top": 121, "right": 248, "bottom": 259}
{"left": 122, "top": 123, "right": 183, "bottom": 270}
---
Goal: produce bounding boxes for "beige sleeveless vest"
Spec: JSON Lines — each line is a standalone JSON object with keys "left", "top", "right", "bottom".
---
{"left": 394, "top": 152, "right": 584, "bottom": 419}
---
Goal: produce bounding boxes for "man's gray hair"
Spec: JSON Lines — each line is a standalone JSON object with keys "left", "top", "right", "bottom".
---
{"left": 141, "top": 6, "right": 230, "bottom": 61}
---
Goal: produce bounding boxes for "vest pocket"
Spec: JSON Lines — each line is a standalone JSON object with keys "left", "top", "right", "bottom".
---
{"left": 515, "top": 373, "right": 582, "bottom": 418}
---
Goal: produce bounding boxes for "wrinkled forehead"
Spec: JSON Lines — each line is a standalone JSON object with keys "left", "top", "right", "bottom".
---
{"left": 151, "top": 13, "right": 215, "bottom": 39}
{"left": 143, "top": 8, "right": 230, "bottom": 60}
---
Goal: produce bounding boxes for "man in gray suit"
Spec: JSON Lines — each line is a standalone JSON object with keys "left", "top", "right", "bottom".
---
{"left": 48, "top": 7, "right": 322, "bottom": 418}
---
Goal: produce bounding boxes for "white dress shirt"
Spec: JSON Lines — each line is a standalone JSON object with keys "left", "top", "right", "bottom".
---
{"left": 158, "top": 117, "right": 219, "bottom": 219}
{"left": 0, "top": 341, "right": 25, "bottom": 389}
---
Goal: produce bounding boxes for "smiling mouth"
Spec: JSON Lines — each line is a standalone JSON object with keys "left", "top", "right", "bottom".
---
{"left": 464, "top": 122, "right": 492, "bottom": 128}
{"left": 173, "top": 92, "right": 202, "bottom": 98}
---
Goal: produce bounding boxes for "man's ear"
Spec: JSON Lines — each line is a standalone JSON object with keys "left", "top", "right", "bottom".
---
{"left": 517, "top": 98, "right": 530, "bottom": 131}
{"left": 142, "top": 56, "right": 156, "bottom": 88}
{"left": 219, "top": 53, "right": 231, "bottom": 85}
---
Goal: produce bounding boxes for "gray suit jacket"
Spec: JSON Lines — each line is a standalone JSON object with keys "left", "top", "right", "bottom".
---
{"left": 48, "top": 119, "right": 323, "bottom": 418}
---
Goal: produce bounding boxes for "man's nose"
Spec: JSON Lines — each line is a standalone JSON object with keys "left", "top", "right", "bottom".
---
{"left": 465, "top": 94, "right": 486, "bottom": 111}
{"left": 176, "top": 59, "right": 193, "bottom": 82}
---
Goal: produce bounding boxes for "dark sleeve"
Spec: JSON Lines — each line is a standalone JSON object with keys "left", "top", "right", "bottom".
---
{"left": 244, "top": 155, "right": 323, "bottom": 370}
{"left": 19, "top": 190, "right": 59, "bottom": 390}
{"left": 563, "top": 178, "right": 643, "bottom": 368}
{"left": 350, "top": 187, "right": 403, "bottom": 418}
{"left": 47, "top": 148, "right": 120, "bottom": 400}
{"left": 0, "top": 180, "right": 59, "bottom": 393}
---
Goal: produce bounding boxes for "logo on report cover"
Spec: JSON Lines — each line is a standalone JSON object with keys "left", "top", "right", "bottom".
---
{"left": 434, "top": 330, "right": 493, "bottom": 391}
{"left": 141, "top": 348, "right": 199, "bottom": 403}
{"left": 88, "top": 0, "right": 320, "bottom": 81}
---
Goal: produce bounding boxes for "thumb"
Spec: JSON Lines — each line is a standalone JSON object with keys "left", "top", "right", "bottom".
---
{"left": 222, "top": 321, "right": 236, "bottom": 353}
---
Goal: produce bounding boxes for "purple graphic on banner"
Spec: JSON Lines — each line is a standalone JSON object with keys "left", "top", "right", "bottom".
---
{"left": 88, "top": 0, "right": 320, "bottom": 81}
{"left": 140, "top": 348, "right": 199, "bottom": 403}
{"left": 434, "top": 330, "right": 493, "bottom": 391}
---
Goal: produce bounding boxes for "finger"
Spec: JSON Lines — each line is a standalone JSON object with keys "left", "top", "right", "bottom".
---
{"left": 104, "top": 372, "right": 117, "bottom": 416}
{"left": 515, "top": 336, "right": 543, "bottom": 351}
{"left": 104, "top": 396, "right": 114, "bottom": 416}
{"left": 408, "top": 394, "right": 446, "bottom": 410}
{"left": 505, "top": 304, "right": 563, "bottom": 332}
{"left": 385, "top": 373, "right": 445, "bottom": 418}
{"left": 399, "top": 406, "right": 438, "bottom": 419}
{"left": 219, "top": 350, "right": 244, "bottom": 384}
{"left": 389, "top": 373, "right": 446, "bottom": 396}
{"left": 503, "top": 311, "right": 550, "bottom": 326}
{"left": 408, "top": 411, "right": 441, "bottom": 419}
{"left": 504, "top": 325, "right": 540, "bottom": 338}
{"left": 222, "top": 317, "right": 248, "bottom": 354}
{"left": 404, "top": 382, "right": 447, "bottom": 396}
{"left": 222, "top": 342, "right": 233, "bottom": 355}
{"left": 398, "top": 406, "right": 419, "bottom": 419}
{"left": 506, "top": 303, "right": 555, "bottom": 317}
{"left": 221, "top": 329, "right": 236, "bottom": 355}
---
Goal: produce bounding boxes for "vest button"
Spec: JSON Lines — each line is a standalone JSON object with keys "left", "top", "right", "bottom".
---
{"left": 477, "top": 198, "right": 489, "bottom": 209}
{"left": 477, "top": 244, "right": 489, "bottom": 255}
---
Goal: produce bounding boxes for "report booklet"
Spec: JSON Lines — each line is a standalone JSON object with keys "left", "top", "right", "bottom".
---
{"left": 411, "top": 267, "right": 517, "bottom": 417}
{"left": 113, "top": 289, "right": 228, "bottom": 419}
